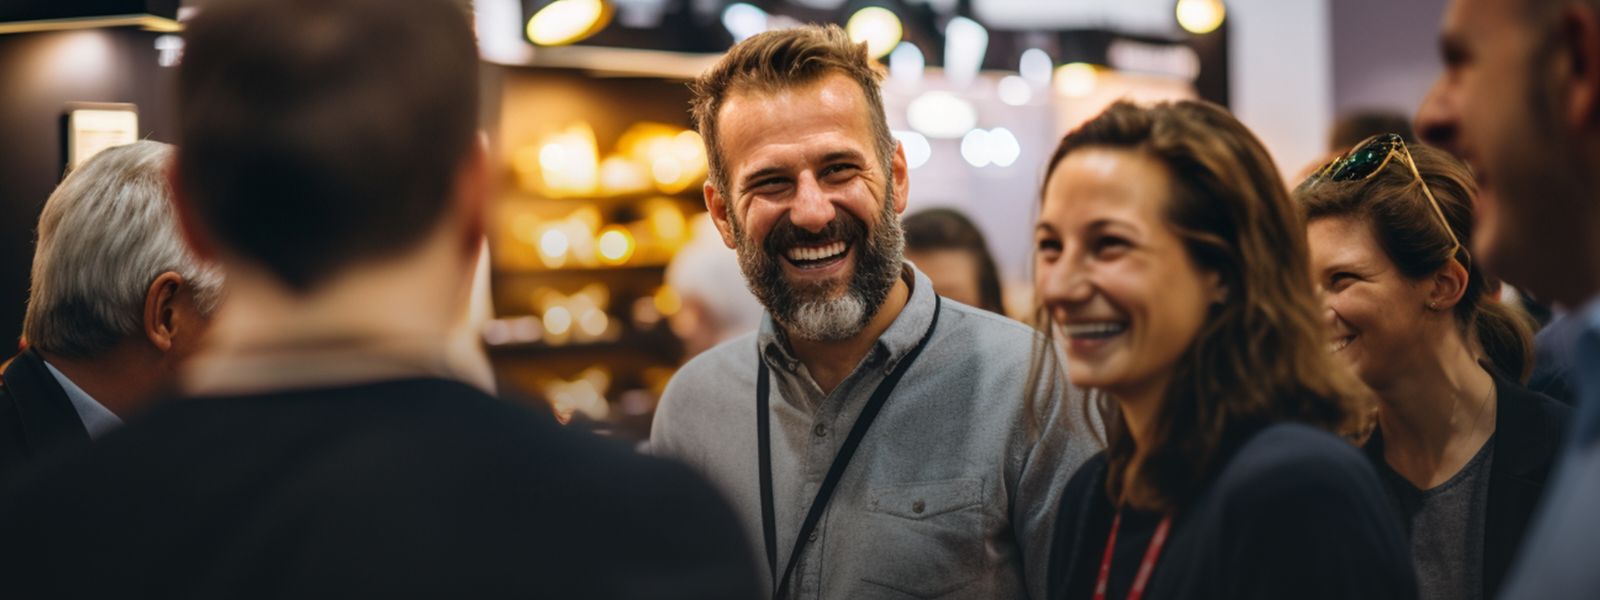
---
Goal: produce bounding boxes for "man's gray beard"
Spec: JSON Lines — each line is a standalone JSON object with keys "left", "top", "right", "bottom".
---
{"left": 732, "top": 193, "right": 904, "bottom": 342}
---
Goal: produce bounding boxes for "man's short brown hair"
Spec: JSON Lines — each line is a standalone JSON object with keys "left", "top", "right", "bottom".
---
{"left": 176, "top": 0, "right": 479, "bottom": 291}
{"left": 689, "top": 25, "right": 896, "bottom": 199}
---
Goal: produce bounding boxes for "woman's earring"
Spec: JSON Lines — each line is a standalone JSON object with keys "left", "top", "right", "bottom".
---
{"left": 1427, "top": 301, "right": 1439, "bottom": 311}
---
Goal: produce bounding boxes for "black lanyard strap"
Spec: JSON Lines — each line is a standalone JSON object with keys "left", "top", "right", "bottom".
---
{"left": 757, "top": 295, "right": 942, "bottom": 599}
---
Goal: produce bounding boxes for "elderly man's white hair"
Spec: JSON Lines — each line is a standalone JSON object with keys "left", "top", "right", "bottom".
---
{"left": 667, "top": 214, "right": 764, "bottom": 338}
{"left": 21, "top": 141, "right": 224, "bottom": 358}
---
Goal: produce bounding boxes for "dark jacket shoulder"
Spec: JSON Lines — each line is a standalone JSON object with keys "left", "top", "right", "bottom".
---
{"left": 0, "top": 378, "right": 760, "bottom": 599}
{"left": 0, "top": 348, "right": 89, "bottom": 488}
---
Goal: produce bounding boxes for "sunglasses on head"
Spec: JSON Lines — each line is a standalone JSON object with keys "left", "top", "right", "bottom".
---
{"left": 1299, "top": 132, "right": 1469, "bottom": 271}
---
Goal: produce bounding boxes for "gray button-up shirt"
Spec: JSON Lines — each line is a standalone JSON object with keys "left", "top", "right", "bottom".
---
{"left": 651, "top": 264, "right": 1095, "bottom": 599}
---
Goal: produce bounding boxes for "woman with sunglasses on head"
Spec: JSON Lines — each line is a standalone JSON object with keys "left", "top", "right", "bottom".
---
{"left": 1296, "top": 137, "right": 1569, "bottom": 600}
{"left": 1038, "top": 101, "right": 1416, "bottom": 599}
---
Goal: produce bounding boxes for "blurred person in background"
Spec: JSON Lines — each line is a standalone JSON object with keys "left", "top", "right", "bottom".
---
{"left": 1296, "top": 111, "right": 1419, "bottom": 183}
{"left": 903, "top": 208, "right": 1007, "bottom": 315}
{"left": 651, "top": 24, "right": 1094, "bottom": 599}
{"left": 0, "top": 0, "right": 759, "bottom": 597}
{"left": 1330, "top": 111, "right": 1416, "bottom": 152}
{"left": 665, "top": 214, "right": 764, "bottom": 359}
{"left": 1039, "top": 101, "right": 1415, "bottom": 599}
{"left": 1415, "top": 0, "right": 1600, "bottom": 596}
{"left": 1298, "top": 137, "right": 1567, "bottom": 600}
{"left": 0, "top": 141, "right": 222, "bottom": 485}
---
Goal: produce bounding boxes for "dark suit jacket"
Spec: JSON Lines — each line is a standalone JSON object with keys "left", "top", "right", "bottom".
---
{"left": 0, "top": 348, "right": 90, "bottom": 486}
{"left": 1364, "top": 367, "right": 1570, "bottom": 598}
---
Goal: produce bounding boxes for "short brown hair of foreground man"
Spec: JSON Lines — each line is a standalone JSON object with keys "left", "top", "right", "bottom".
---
{"left": 652, "top": 24, "right": 1094, "bottom": 599}
{"left": 0, "top": 0, "right": 758, "bottom": 598}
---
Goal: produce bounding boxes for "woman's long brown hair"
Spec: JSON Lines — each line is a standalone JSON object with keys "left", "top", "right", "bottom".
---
{"left": 1030, "top": 100, "right": 1369, "bottom": 511}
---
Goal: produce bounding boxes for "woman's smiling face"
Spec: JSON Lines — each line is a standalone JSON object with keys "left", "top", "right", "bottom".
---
{"left": 1035, "top": 147, "right": 1221, "bottom": 399}
{"left": 1307, "top": 216, "right": 1435, "bottom": 390}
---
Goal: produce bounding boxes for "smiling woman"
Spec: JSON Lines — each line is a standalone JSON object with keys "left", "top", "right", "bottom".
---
{"left": 1297, "top": 140, "right": 1568, "bottom": 600}
{"left": 1035, "top": 100, "right": 1416, "bottom": 599}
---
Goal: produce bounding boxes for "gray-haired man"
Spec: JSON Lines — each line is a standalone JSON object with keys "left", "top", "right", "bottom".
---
{"left": 0, "top": 141, "right": 222, "bottom": 482}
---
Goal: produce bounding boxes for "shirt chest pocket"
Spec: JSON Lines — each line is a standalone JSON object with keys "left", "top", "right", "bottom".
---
{"left": 857, "top": 478, "right": 988, "bottom": 598}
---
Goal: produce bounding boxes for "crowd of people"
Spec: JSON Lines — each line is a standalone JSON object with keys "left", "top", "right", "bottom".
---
{"left": 3, "top": 0, "right": 1600, "bottom": 598}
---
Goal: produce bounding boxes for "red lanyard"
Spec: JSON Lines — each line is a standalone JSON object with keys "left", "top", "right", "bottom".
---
{"left": 1093, "top": 511, "right": 1173, "bottom": 600}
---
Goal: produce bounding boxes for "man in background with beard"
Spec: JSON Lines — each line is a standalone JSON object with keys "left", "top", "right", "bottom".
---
{"left": 650, "top": 25, "right": 1093, "bottom": 599}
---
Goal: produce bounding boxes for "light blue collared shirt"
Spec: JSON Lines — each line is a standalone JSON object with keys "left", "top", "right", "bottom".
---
{"left": 1501, "top": 297, "right": 1600, "bottom": 598}
{"left": 41, "top": 361, "right": 123, "bottom": 440}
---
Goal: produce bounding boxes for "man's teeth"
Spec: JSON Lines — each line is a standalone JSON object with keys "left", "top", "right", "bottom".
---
{"left": 786, "top": 241, "right": 847, "bottom": 262}
{"left": 1063, "top": 322, "right": 1128, "bottom": 338}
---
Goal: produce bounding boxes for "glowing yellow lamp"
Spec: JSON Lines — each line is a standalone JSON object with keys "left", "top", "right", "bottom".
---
{"left": 597, "top": 226, "right": 635, "bottom": 265}
{"left": 847, "top": 6, "right": 903, "bottom": 59}
{"left": 526, "top": 0, "right": 614, "bottom": 46}
{"left": 1176, "top": 0, "right": 1225, "bottom": 35}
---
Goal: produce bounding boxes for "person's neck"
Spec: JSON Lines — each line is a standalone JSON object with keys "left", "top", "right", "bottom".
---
{"left": 185, "top": 242, "right": 473, "bottom": 395}
{"left": 38, "top": 341, "right": 164, "bottom": 419}
{"left": 785, "top": 275, "right": 911, "bottom": 395}
{"left": 1106, "top": 376, "right": 1170, "bottom": 507}
{"left": 1111, "top": 375, "right": 1169, "bottom": 462}
{"left": 1375, "top": 327, "right": 1497, "bottom": 489}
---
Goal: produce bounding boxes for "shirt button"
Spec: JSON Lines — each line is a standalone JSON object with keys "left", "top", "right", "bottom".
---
{"left": 912, "top": 500, "right": 926, "bottom": 514}
{"left": 813, "top": 423, "right": 828, "bottom": 437}
{"left": 808, "top": 530, "right": 819, "bottom": 542}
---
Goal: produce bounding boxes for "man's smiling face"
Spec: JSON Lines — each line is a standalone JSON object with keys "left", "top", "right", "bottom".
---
{"left": 706, "top": 72, "right": 909, "bottom": 341}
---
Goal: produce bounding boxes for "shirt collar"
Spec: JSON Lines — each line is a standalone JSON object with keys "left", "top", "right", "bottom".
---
{"left": 40, "top": 360, "right": 122, "bottom": 440}
{"left": 757, "top": 262, "right": 938, "bottom": 372}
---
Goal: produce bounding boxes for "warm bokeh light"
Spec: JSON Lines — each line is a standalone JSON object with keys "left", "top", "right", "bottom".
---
{"left": 538, "top": 228, "right": 570, "bottom": 267}
{"left": 1176, "top": 0, "right": 1226, "bottom": 35}
{"left": 536, "top": 123, "right": 600, "bottom": 197}
{"left": 578, "top": 307, "right": 610, "bottom": 337}
{"left": 597, "top": 226, "right": 635, "bottom": 265}
{"left": 1055, "top": 62, "right": 1100, "bottom": 98}
{"left": 543, "top": 305, "right": 573, "bottom": 336}
{"left": 526, "top": 0, "right": 613, "bottom": 46}
{"left": 653, "top": 285, "right": 682, "bottom": 317}
{"left": 846, "top": 6, "right": 903, "bottom": 59}
{"left": 599, "top": 155, "right": 649, "bottom": 195}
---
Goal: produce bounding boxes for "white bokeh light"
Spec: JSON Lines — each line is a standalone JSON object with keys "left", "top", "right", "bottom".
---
{"left": 907, "top": 92, "right": 977, "bottom": 139}
{"left": 889, "top": 42, "right": 925, "bottom": 86}
{"left": 893, "top": 130, "right": 932, "bottom": 169}
{"left": 961, "top": 129, "right": 992, "bottom": 168}
{"left": 997, "top": 75, "right": 1032, "bottom": 106}
{"left": 1020, "top": 48, "right": 1053, "bottom": 86}
{"left": 721, "top": 3, "right": 768, "bottom": 42}
{"left": 988, "top": 127, "right": 1021, "bottom": 167}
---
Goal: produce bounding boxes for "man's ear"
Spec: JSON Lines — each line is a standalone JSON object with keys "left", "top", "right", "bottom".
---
{"left": 166, "top": 153, "right": 218, "bottom": 262}
{"left": 705, "top": 181, "right": 738, "bottom": 249}
{"left": 143, "top": 272, "right": 185, "bottom": 352}
{"left": 453, "top": 132, "right": 491, "bottom": 251}
{"left": 890, "top": 142, "right": 910, "bottom": 215}
{"left": 1557, "top": 3, "right": 1600, "bottom": 128}
{"left": 1428, "top": 257, "right": 1471, "bottom": 311}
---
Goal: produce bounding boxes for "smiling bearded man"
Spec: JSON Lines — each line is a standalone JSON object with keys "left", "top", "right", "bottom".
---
{"left": 733, "top": 178, "right": 902, "bottom": 342}
{"left": 649, "top": 24, "right": 1096, "bottom": 600}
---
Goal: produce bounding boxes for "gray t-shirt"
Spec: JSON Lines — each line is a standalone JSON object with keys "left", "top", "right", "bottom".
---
{"left": 1378, "top": 437, "right": 1496, "bottom": 600}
